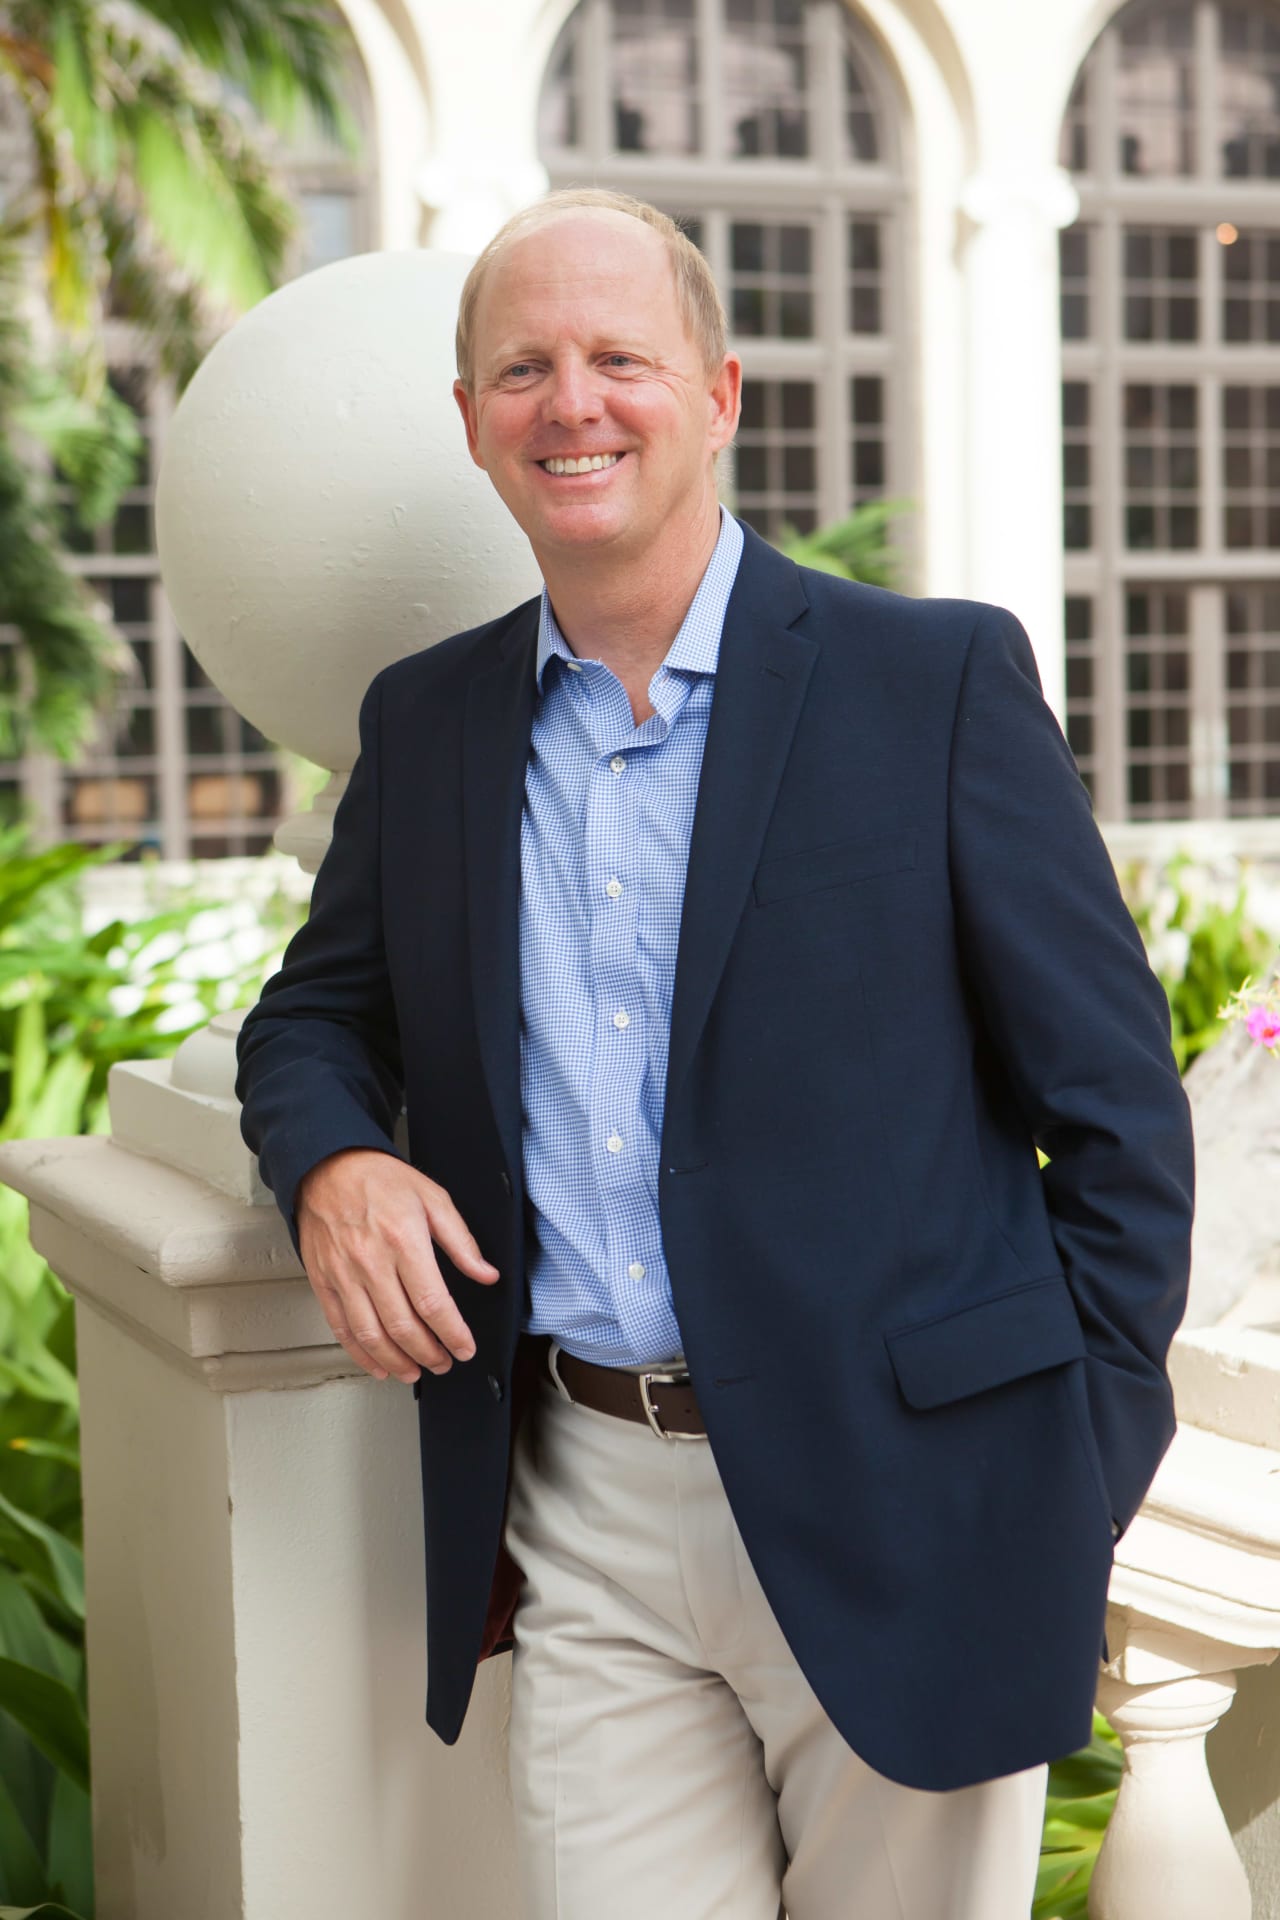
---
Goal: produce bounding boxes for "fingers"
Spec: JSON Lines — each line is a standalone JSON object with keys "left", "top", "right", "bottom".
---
{"left": 417, "top": 1175, "right": 501, "bottom": 1285}
{"left": 296, "top": 1157, "right": 499, "bottom": 1386}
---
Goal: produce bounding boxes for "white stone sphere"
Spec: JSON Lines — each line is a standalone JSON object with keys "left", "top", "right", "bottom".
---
{"left": 154, "top": 249, "right": 540, "bottom": 772}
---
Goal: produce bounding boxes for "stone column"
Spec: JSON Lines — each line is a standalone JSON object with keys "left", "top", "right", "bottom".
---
{"left": 1092, "top": 1666, "right": 1249, "bottom": 1919}
{"left": 0, "top": 1098, "right": 519, "bottom": 1918}
{"left": 959, "top": 166, "right": 1079, "bottom": 716}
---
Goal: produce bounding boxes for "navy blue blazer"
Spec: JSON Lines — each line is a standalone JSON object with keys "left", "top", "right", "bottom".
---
{"left": 236, "top": 524, "right": 1194, "bottom": 1792}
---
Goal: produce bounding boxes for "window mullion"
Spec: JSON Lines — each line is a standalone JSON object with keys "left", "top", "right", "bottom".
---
{"left": 149, "top": 376, "right": 191, "bottom": 860}
{"left": 582, "top": 0, "right": 611, "bottom": 164}
{"left": 812, "top": 0, "right": 843, "bottom": 177}
{"left": 1099, "top": 207, "right": 1130, "bottom": 819}
{"left": 1196, "top": 0, "right": 1219, "bottom": 182}
{"left": 1097, "top": 21, "right": 1120, "bottom": 194}
{"left": 1190, "top": 580, "right": 1227, "bottom": 814}
{"left": 820, "top": 192, "right": 846, "bottom": 525}
{"left": 699, "top": 0, "right": 723, "bottom": 164}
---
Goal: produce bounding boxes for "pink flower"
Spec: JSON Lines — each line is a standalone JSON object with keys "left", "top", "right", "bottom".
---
{"left": 1246, "top": 1004, "right": 1280, "bottom": 1050}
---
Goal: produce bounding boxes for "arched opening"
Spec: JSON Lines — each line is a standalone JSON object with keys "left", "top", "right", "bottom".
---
{"left": 538, "top": 0, "right": 913, "bottom": 546}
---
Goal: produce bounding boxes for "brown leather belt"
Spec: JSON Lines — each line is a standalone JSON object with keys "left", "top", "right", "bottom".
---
{"left": 546, "top": 1342, "right": 708, "bottom": 1440}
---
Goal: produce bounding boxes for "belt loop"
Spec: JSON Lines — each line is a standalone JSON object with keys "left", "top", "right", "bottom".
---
{"left": 547, "top": 1340, "right": 575, "bottom": 1407}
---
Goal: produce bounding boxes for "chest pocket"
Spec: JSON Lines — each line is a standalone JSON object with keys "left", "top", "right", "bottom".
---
{"left": 753, "top": 830, "right": 918, "bottom": 907}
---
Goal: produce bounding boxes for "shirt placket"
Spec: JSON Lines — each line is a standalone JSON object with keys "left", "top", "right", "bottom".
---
{"left": 580, "top": 667, "right": 675, "bottom": 1350}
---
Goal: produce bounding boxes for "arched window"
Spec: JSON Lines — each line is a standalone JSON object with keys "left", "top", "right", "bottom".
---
{"left": 1060, "top": 0, "right": 1280, "bottom": 819}
{"left": 538, "top": 0, "right": 911, "bottom": 543}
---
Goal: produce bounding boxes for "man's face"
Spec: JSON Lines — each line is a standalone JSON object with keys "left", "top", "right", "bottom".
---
{"left": 454, "top": 212, "right": 740, "bottom": 567}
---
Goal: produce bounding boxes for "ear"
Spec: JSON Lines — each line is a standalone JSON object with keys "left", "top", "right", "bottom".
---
{"left": 707, "top": 353, "right": 742, "bottom": 457}
{"left": 453, "top": 379, "right": 486, "bottom": 470}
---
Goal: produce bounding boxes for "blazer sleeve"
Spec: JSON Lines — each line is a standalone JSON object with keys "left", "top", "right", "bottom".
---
{"left": 235, "top": 672, "right": 405, "bottom": 1256}
{"left": 947, "top": 606, "right": 1195, "bottom": 1536}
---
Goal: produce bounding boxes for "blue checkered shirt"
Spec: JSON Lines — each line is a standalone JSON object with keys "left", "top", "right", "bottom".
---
{"left": 518, "top": 509, "right": 745, "bottom": 1366}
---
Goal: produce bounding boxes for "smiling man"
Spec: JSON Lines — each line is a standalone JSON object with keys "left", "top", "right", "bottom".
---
{"left": 236, "top": 189, "right": 1194, "bottom": 1919}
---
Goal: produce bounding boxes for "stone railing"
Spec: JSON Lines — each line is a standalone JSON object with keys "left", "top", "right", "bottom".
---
{"left": 2, "top": 1036, "right": 1280, "bottom": 1917}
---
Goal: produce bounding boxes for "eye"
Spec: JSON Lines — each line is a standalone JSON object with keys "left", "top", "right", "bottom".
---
{"left": 502, "top": 362, "right": 536, "bottom": 381}
{"left": 604, "top": 353, "right": 637, "bottom": 369}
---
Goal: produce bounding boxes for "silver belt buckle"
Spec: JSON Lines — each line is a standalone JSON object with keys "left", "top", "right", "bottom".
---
{"left": 638, "top": 1367, "right": 701, "bottom": 1441}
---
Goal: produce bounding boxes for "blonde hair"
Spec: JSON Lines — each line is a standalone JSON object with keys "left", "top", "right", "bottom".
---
{"left": 454, "top": 188, "right": 728, "bottom": 390}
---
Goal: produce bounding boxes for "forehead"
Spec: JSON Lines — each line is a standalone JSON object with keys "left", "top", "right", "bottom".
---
{"left": 476, "top": 213, "right": 682, "bottom": 346}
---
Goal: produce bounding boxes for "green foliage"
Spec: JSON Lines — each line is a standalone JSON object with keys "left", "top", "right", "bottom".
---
{"left": 0, "top": 834, "right": 300, "bottom": 1916}
{"left": 1035, "top": 1714, "right": 1122, "bottom": 1919}
{"left": 0, "top": 0, "right": 353, "bottom": 756}
{"left": 1120, "top": 854, "right": 1275, "bottom": 1073}
{"left": 0, "top": 226, "right": 135, "bottom": 762}
{"left": 776, "top": 499, "right": 912, "bottom": 589}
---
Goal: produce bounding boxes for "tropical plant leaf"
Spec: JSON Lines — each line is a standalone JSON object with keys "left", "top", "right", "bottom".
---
{"left": 0, "top": 1660, "right": 88, "bottom": 1796}
{"left": 45, "top": 1766, "right": 92, "bottom": 1920}
{"left": 0, "top": 1904, "right": 86, "bottom": 1918}
{"left": 0, "top": 1497, "right": 83, "bottom": 1622}
{"left": 0, "top": 1768, "right": 51, "bottom": 1907}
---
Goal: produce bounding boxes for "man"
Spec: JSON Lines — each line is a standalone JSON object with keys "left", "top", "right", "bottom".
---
{"left": 235, "top": 188, "right": 1194, "bottom": 1918}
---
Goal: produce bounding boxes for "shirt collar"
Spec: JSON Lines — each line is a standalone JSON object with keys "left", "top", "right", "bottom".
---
{"left": 535, "top": 507, "right": 745, "bottom": 692}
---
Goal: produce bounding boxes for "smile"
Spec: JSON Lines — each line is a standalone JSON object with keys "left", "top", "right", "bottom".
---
{"left": 538, "top": 453, "right": 623, "bottom": 475}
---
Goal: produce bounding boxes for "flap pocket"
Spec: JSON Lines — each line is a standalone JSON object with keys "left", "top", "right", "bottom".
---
{"left": 884, "top": 1276, "right": 1086, "bottom": 1410}
{"left": 753, "top": 830, "right": 917, "bottom": 907}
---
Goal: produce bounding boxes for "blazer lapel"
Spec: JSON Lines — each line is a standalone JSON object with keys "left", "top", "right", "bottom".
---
{"left": 666, "top": 529, "right": 818, "bottom": 1104}
{"left": 462, "top": 606, "right": 539, "bottom": 1184}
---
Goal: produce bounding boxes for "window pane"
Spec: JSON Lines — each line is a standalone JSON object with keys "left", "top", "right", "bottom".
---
{"left": 1064, "top": 595, "right": 1098, "bottom": 797}
{"left": 610, "top": 0, "right": 699, "bottom": 155}
{"left": 1218, "top": 584, "right": 1280, "bottom": 811}
{"left": 539, "top": 18, "right": 580, "bottom": 149}
{"left": 1116, "top": 6, "right": 1197, "bottom": 177}
{"left": 1060, "top": 225, "right": 1092, "bottom": 339}
{"left": 844, "top": 46, "right": 879, "bottom": 162}
{"left": 729, "top": 218, "right": 816, "bottom": 339}
{"left": 1124, "top": 589, "right": 1193, "bottom": 817}
{"left": 1220, "top": 4, "right": 1280, "bottom": 178}
{"left": 724, "top": 0, "right": 810, "bottom": 160}
{"left": 1123, "top": 384, "right": 1200, "bottom": 552}
{"left": 1221, "top": 384, "right": 1280, "bottom": 548}
{"left": 850, "top": 375, "right": 886, "bottom": 504}
{"left": 1063, "top": 381, "right": 1094, "bottom": 551}
{"left": 734, "top": 376, "right": 820, "bottom": 537}
{"left": 1122, "top": 228, "right": 1199, "bottom": 343}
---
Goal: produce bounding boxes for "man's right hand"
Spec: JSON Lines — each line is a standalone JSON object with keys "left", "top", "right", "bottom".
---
{"left": 296, "top": 1149, "right": 500, "bottom": 1385}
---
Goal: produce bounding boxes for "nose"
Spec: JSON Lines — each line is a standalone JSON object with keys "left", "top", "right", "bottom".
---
{"left": 544, "top": 354, "right": 604, "bottom": 428}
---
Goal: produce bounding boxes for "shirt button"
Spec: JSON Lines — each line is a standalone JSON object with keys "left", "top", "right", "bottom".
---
{"left": 565, "top": 660, "right": 583, "bottom": 673}
{"left": 606, "top": 1133, "right": 624, "bottom": 1154}
{"left": 613, "top": 1010, "right": 630, "bottom": 1030}
{"left": 605, "top": 878, "right": 623, "bottom": 899}
{"left": 628, "top": 1261, "right": 646, "bottom": 1281}
{"left": 610, "top": 755, "right": 626, "bottom": 775}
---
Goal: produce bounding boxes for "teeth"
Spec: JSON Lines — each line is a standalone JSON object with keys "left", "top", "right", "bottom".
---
{"left": 543, "top": 453, "right": 621, "bottom": 475}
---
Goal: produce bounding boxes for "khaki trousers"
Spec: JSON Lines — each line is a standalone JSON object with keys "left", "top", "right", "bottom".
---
{"left": 503, "top": 1353, "right": 1048, "bottom": 1920}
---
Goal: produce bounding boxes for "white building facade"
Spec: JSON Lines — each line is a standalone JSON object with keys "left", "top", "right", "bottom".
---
{"left": 6, "top": 0, "right": 1280, "bottom": 847}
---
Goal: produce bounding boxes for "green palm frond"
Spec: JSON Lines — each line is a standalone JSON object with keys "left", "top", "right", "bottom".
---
{"left": 98, "top": 196, "right": 209, "bottom": 390}
{"left": 0, "top": 224, "right": 130, "bottom": 759}
{"left": 135, "top": 0, "right": 353, "bottom": 140}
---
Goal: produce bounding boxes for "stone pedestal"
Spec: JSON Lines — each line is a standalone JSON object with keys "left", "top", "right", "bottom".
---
{"left": 0, "top": 1128, "right": 518, "bottom": 1920}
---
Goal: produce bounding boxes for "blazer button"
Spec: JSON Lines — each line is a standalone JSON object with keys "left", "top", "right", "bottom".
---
{"left": 487, "top": 1373, "right": 504, "bottom": 1403}
{"left": 499, "top": 1170, "right": 512, "bottom": 1197}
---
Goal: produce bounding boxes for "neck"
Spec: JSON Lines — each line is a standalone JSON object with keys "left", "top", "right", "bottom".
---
{"left": 537, "top": 492, "right": 724, "bottom": 683}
